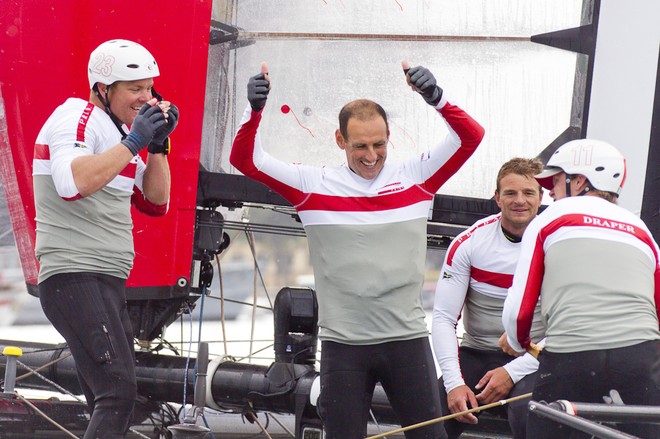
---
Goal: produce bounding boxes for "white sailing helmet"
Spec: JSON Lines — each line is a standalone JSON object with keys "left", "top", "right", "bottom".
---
{"left": 535, "top": 139, "right": 626, "bottom": 196}
{"left": 87, "top": 39, "right": 159, "bottom": 89}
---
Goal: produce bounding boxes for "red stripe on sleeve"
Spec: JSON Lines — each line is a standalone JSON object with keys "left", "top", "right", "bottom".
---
{"left": 76, "top": 103, "right": 96, "bottom": 142}
{"left": 446, "top": 216, "right": 500, "bottom": 266}
{"left": 516, "top": 238, "right": 545, "bottom": 350}
{"left": 34, "top": 143, "right": 50, "bottom": 159}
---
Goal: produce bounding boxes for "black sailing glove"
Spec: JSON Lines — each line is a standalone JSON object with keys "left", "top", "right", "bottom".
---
{"left": 247, "top": 72, "right": 270, "bottom": 112}
{"left": 148, "top": 104, "right": 179, "bottom": 155}
{"left": 406, "top": 65, "right": 444, "bottom": 107}
{"left": 122, "top": 103, "right": 167, "bottom": 156}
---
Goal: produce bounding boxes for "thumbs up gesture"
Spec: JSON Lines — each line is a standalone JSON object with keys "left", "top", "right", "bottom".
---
{"left": 247, "top": 62, "right": 271, "bottom": 112}
{"left": 402, "top": 59, "right": 443, "bottom": 107}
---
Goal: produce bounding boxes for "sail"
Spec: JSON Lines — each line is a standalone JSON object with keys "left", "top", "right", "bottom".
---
{"left": 0, "top": 0, "right": 658, "bottom": 315}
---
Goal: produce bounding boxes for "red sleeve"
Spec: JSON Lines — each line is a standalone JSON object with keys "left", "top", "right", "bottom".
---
{"left": 131, "top": 186, "right": 167, "bottom": 216}
{"left": 422, "top": 102, "right": 485, "bottom": 193}
{"left": 655, "top": 267, "right": 660, "bottom": 327}
{"left": 229, "top": 109, "right": 308, "bottom": 206}
{"left": 230, "top": 109, "right": 262, "bottom": 177}
{"left": 516, "top": 237, "right": 545, "bottom": 350}
{"left": 439, "top": 102, "right": 485, "bottom": 153}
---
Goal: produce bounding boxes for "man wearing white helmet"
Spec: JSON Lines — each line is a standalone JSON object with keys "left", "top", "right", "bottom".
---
{"left": 33, "top": 39, "right": 179, "bottom": 438}
{"left": 500, "top": 139, "right": 660, "bottom": 438}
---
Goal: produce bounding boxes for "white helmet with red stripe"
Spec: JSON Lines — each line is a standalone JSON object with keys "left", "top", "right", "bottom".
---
{"left": 87, "top": 39, "right": 159, "bottom": 89}
{"left": 535, "top": 139, "right": 626, "bottom": 196}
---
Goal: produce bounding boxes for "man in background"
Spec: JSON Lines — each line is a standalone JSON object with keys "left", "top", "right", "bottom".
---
{"left": 432, "top": 157, "right": 545, "bottom": 438}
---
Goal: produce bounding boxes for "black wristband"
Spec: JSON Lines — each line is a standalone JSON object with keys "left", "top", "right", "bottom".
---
{"left": 147, "top": 137, "right": 171, "bottom": 155}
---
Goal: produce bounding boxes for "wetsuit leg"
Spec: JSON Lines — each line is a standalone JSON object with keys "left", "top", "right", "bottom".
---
{"left": 440, "top": 348, "right": 512, "bottom": 438}
{"left": 39, "top": 273, "right": 137, "bottom": 439}
{"left": 378, "top": 338, "right": 447, "bottom": 439}
{"left": 506, "top": 370, "right": 537, "bottom": 439}
{"left": 527, "top": 350, "right": 601, "bottom": 439}
{"left": 318, "top": 341, "right": 377, "bottom": 439}
{"left": 606, "top": 341, "right": 660, "bottom": 439}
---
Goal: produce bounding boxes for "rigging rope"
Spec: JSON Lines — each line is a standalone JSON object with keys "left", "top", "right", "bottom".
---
{"left": 365, "top": 392, "right": 533, "bottom": 439}
{"left": 13, "top": 393, "right": 79, "bottom": 439}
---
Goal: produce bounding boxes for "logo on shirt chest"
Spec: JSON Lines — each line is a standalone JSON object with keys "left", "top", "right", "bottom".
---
{"left": 377, "top": 181, "right": 405, "bottom": 195}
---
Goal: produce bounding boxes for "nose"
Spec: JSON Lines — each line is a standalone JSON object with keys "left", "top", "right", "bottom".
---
{"left": 513, "top": 193, "right": 526, "bottom": 204}
{"left": 364, "top": 146, "right": 378, "bottom": 161}
{"left": 138, "top": 89, "right": 152, "bottom": 102}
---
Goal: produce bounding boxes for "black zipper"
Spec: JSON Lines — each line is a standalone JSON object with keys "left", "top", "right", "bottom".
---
{"left": 102, "top": 324, "right": 116, "bottom": 362}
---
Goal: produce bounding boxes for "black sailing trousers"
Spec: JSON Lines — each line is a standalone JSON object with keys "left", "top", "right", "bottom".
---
{"left": 39, "top": 272, "right": 136, "bottom": 439}
{"left": 318, "top": 337, "right": 447, "bottom": 439}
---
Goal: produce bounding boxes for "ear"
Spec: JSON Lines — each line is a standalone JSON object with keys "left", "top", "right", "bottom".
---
{"left": 335, "top": 129, "right": 346, "bottom": 150}
{"left": 494, "top": 190, "right": 502, "bottom": 208}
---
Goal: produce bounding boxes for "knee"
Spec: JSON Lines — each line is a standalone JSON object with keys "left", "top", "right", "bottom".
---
{"left": 102, "top": 377, "right": 137, "bottom": 412}
{"left": 117, "top": 379, "right": 137, "bottom": 404}
{"left": 507, "top": 404, "right": 529, "bottom": 437}
{"left": 96, "top": 391, "right": 136, "bottom": 418}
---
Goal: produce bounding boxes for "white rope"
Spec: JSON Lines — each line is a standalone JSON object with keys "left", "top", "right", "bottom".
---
{"left": 365, "top": 392, "right": 533, "bottom": 439}
{"left": 267, "top": 413, "right": 296, "bottom": 438}
{"left": 14, "top": 392, "right": 80, "bottom": 439}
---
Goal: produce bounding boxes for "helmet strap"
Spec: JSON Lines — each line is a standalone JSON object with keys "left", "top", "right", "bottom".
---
{"left": 565, "top": 175, "right": 572, "bottom": 198}
{"left": 151, "top": 86, "right": 163, "bottom": 102}
{"left": 92, "top": 83, "right": 129, "bottom": 139}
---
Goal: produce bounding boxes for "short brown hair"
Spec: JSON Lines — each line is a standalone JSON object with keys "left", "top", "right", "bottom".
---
{"left": 338, "top": 99, "right": 389, "bottom": 140}
{"left": 496, "top": 157, "right": 544, "bottom": 193}
{"left": 586, "top": 188, "right": 619, "bottom": 204}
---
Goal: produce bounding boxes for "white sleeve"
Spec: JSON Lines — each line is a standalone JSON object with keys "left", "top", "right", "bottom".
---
{"left": 43, "top": 111, "right": 95, "bottom": 199}
{"left": 432, "top": 236, "right": 471, "bottom": 392}
{"left": 502, "top": 352, "right": 539, "bottom": 383}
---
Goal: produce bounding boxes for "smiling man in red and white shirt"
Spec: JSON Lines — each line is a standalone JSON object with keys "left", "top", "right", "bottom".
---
{"left": 231, "top": 61, "right": 484, "bottom": 439}
{"left": 432, "top": 157, "right": 545, "bottom": 438}
{"left": 33, "top": 39, "right": 178, "bottom": 438}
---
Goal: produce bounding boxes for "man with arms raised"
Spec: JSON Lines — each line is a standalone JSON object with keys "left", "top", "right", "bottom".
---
{"left": 231, "top": 61, "right": 484, "bottom": 438}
